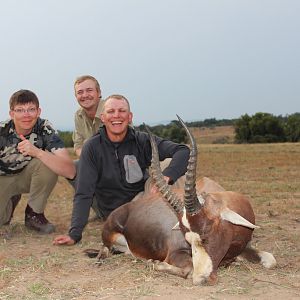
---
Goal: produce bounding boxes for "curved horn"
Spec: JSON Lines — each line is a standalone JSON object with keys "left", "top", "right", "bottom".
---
{"left": 144, "top": 124, "right": 183, "bottom": 214}
{"left": 176, "top": 115, "right": 201, "bottom": 215}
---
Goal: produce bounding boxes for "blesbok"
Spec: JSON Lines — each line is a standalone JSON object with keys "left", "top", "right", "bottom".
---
{"left": 89, "top": 117, "right": 276, "bottom": 285}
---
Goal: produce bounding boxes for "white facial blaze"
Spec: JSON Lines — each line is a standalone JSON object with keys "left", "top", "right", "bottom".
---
{"left": 182, "top": 194, "right": 213, "bottom": 284}
{"left": 185, "top": 232, "right": 213, "bottom": 285}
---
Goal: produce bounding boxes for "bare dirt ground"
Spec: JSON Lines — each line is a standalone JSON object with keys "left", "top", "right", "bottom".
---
{"left": 1, "top": 139, "right": 300, "bottom": 300}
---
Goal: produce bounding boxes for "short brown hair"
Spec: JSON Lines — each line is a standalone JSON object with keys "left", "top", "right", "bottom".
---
{"left": 74, "top": 75, "right": 101, "bottom": 93}
{"left": 9, "top": 89, "right": 39, "bottom": 110}
{"left": 104, "top": 94, "right": 131, "bottom": 112}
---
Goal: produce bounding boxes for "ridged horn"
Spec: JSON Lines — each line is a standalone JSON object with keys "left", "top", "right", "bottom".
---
{"left": 176, "top": 115, "right": 201, "bottom": 215}
{"left": 144, "top": 124, "right": 183, "bottom": 214}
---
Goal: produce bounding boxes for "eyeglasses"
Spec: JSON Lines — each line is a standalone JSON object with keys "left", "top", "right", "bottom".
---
{"left": 13, "top": 108, "right": 37, "bottom": 115}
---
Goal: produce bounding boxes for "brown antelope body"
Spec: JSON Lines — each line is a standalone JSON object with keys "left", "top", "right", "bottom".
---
{"left": 96, "top": 117, "right": 276, "bottom": 285}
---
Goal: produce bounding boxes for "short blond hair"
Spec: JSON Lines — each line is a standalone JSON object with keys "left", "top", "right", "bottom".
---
{"left": 74, "top": 75, "right": 101, "bottom": 93}
{"left": 104, "top": 94, "right": 131, "bottom": 112}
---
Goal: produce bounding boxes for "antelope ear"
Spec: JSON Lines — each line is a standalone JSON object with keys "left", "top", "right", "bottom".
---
{"left": 220, "top": 208, "right": 260, "bottom": 229}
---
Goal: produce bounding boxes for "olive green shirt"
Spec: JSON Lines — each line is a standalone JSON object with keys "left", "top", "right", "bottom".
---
{"left": 72, "top": 100, "right": 104, "bottom": 152}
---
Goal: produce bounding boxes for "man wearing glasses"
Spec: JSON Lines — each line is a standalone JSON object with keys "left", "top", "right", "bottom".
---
{"left": 0, "top": 89, "right": 75, "bottom": 234}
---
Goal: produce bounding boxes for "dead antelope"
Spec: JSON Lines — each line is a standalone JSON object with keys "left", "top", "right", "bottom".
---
{"left": 90, "top": 117, "right": 276, "bottom": 285}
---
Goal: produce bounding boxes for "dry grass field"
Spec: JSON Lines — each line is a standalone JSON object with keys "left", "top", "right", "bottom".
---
{"left": 190, "top": 126, "right": 235, "bottom": 144}
{"left": 1, "top": 127, "right": 299, "bottom": 300}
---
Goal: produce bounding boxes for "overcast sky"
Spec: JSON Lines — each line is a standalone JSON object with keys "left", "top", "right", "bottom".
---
{"left": 1, "top": 0, "right": 299, "bottom": 130}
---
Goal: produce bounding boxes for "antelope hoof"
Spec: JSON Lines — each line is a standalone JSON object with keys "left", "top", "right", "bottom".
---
{"left": 207, "top": 273, "right": 218, "bottom": 285}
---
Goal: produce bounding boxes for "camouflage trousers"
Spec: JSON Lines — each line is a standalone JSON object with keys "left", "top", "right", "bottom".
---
{"left": 0, "top": 158, "right": 57, "bottom": 226}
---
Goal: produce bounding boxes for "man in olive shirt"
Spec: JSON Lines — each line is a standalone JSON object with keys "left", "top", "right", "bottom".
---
{"left": 73, "top": 75, "right": 104, "bottom": 156}
{"left": 71, "top": 75, "right": 104, "bottom": 218}
{"left": 71, "top": 76, "right": 167, "bottom": 219}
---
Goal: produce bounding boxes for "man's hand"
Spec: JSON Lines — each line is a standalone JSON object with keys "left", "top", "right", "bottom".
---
{"left": 53, "top": 235, "right": 75, "bottom": 246}
{"left": 17, "top": 135, "right": 41, "bottom": 157}
{"left": 150, "top": 176, "right": 170, "bottom": 194}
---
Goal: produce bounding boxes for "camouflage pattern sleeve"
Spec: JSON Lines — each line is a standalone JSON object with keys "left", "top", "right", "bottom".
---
{"left": 39, "top": 119, "right": 65, "bottom": 152}
{"left": 0, "top": 119, "right": 31, "bottom": 175}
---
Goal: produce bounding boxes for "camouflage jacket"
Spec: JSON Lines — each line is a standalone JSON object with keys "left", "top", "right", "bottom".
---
{"left": 0, "top": 118, "right": 65, "bottom": 176}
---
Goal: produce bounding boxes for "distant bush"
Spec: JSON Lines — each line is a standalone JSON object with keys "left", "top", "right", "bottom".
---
{"left": 58, "top": 130, "right": 73, "bottom": 147}
{"left": 136, "top": 120, "right": 187, "bottom": 143}
{"left": 235, "top": 112, "right": 300, "bottom": 143}
{"left": 284, "top": 113, "right": 300, "bottom": 142}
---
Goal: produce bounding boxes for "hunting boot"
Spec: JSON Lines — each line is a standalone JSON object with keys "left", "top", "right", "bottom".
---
{"left": 4, "top": 194, "right": 22, "bottom": 225}
{"left": 25, "top": 205, "right": 55, "bottom": 234}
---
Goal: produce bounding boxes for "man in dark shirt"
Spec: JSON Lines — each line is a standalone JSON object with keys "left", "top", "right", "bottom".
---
{"left": 53, "top": 94, "right": 189, "bottom": 245}
{"left": 0, "top": 89, "right": 76, "bottom": 234}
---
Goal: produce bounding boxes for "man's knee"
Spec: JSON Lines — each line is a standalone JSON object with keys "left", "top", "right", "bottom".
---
{"left": 26, "top": 158, "right": 58, "bottom": 187}
{"left": 36, "top": 160, "right": 57, "bottom": 183}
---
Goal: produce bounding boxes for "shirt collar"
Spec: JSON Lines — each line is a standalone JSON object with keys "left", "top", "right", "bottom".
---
{"left": 78, "top": 100, "right": 103, "bottom": 120}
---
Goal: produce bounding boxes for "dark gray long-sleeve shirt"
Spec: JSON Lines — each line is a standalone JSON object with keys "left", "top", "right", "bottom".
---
{"left": 69, "top": 126, "right": 189, "bottom": 242}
